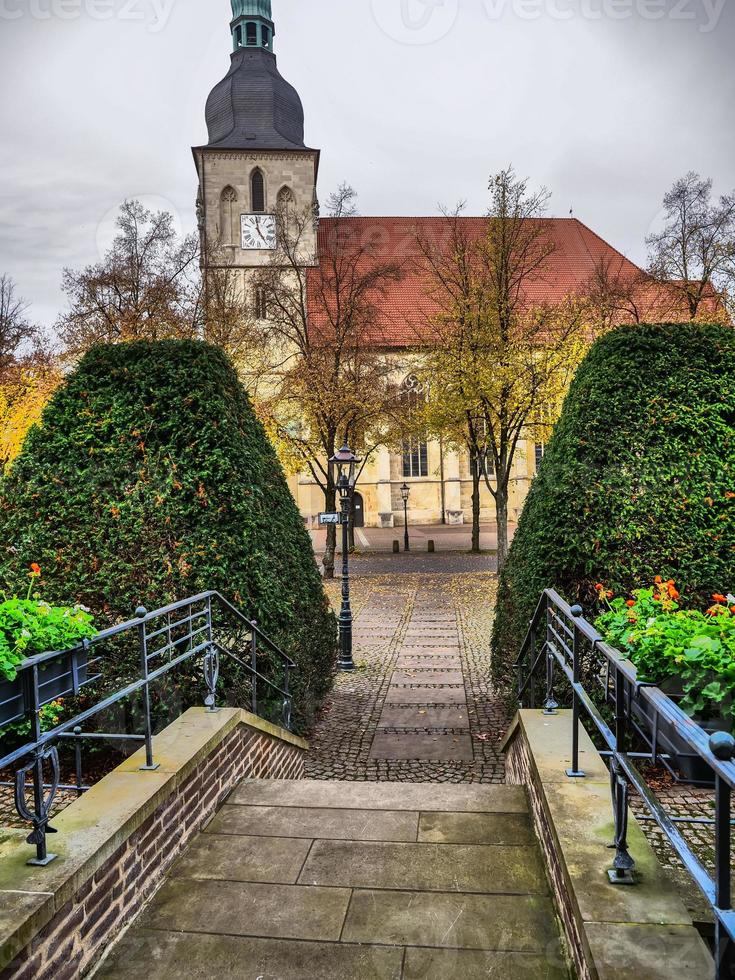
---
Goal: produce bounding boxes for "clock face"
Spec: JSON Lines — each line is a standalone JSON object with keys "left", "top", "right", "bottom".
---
{"left": 241, "top": 214, "right": 277, "bottom": 250}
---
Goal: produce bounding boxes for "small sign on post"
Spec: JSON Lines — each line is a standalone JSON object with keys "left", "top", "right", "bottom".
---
{"left": 318, "top": 513, "right": 341, "bottom": 526}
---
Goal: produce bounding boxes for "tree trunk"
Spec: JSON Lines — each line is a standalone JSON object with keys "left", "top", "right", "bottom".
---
{"left": 495, "top": 484, "right": 509, "bottom": 570}
{"left": 471, "top": 463, "right": 481, "bottom": 554}
{"left": 322, "top": 484, "right": 337, "bottom": 579}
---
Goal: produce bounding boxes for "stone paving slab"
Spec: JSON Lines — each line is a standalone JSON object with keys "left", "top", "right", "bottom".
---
{"left": 369, "top": 732, "right": 474, "bottom": 760}
{"left": 390, "top": 669, "right": 465, "bottom": 685}
{"left": 402, "top": 947, "right": 569, "bottom": 979}
{"left": 418, "top": 811, "right": 534, "bottom": 846}
{"left": 396, "top": 655, "right": 462, "bottom": 668}
{"left": 385, "top": 686, "right": 467, "bottom": 704}
{"left": 230, "top": 780, "right": 529, "bottom": 812}
{"left": 170, "top": 833, "right": 311, "bottom": 883}
{"left": 377, "top": 706, "right": 470, "bottom": 729}
{"left": 298, "top": 839, "right": 548, "bottom": 893}
{"left": 342, "top": 890, "right": 559, "bottom": 950}
{"left": 96, "top": 931, "right": 405, "bottom": 979}
{"left": 141, "top": 878, "right": 351, "bottom": 942}
{"left": 206, "top": 804, "right": 419, "bottom": 842}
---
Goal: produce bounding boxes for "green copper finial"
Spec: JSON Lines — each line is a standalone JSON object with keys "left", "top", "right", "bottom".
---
{"left": 230, "top": 0, "right": 275, "bottom": 53}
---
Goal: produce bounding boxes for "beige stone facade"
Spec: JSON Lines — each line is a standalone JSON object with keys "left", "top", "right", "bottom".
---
{"left": 289, "top": 436, "right": 539, "bottom": 529}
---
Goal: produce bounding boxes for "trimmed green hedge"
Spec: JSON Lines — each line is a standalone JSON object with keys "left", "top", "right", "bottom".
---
{"left": 491, "top": 323, "right": 735, "bottom": 688}
{"left": 0, "top": 341, "right": 337, "bottom": 731}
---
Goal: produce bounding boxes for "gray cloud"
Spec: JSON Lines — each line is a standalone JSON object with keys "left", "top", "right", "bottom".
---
{"left": 0, "top": 0, "right": 733, "bottom": 329}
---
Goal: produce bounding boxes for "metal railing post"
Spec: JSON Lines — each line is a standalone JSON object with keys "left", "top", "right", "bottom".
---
{"left": 566, "top": 606, "right": 586, "bottom": 778}
{"left": 136, "top": 607, "right": 159, "bottom": 772}
{"left": 710, "top": 732, "right": 735, "bottom": 979}
{"left": 543, "top": 597, "right": 558, "bottom": 716}
{"left": 608, "top": 664, "right": 635, "bottom": 884}
{"left": 250, "top": 620, "right": 258, "bottom": 715}
{"left": 282, "top": 660, "right": 291, "bottom": 731}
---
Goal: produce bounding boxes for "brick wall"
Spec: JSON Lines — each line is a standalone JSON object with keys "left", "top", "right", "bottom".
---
{"left": 1, "top": 722, "right": 304, "bottom": 980}
{"left": 505, "top": 729, "right": 592, "bottom": 980}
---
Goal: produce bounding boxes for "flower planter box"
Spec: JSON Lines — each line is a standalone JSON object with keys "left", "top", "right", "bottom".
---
{"left": 631, "top": 686, "right": 722, "bottom": 787}
{"left": 0, "top": 647, "right": 89, "bottom": 728}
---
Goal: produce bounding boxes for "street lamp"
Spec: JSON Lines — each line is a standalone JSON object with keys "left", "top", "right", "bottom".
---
{"left": 329, "top": 444, "right": 361, "bottom": 671}
{"left": 401, "top": 482, "right": 411, "bottom": 552}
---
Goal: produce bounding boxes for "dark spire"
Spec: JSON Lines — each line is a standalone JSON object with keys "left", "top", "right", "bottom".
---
{"left": 204, "top": 0, "right": 307, "bottom": 151}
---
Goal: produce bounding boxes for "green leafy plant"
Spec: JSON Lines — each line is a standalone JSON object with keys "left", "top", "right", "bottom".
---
{"left": 1, "top": 699, "right": 66, "bottom": 741}
{"left": 492, "top": 323, "right": 735, "bottom": 689}
{"left": 0, "top": 564, "right": 96, "bottom": 682}
{"left": 595, "top": 578, "right": 735, "bottom": 729}
{"left": 0, "top": 341, "right": 337, "bottom": 731}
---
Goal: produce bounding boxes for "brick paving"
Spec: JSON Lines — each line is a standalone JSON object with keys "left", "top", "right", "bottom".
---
{"left": 305, "top": 571, "right": 507, "bottom": 783}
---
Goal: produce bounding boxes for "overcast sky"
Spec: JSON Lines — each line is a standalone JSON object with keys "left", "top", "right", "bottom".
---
{"left": 0, "top": 0, "right": 733, "bottom": 329}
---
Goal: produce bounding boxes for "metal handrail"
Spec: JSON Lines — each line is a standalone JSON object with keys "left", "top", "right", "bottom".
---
{"left": 516, "top": 588, "right": 735, "bottom": 979}
{"left": 0, "top": 591, "right": 296, "bottom": 868}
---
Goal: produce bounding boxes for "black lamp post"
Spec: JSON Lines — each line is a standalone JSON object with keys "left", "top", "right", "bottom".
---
{"left": 329, "top": 444, "right": 361, "bottom": 671}
{"left": 401, "top": 482, "right": 411, "bottom": 552}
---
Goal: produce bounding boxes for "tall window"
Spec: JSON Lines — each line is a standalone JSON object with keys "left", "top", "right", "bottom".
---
{"left": 254, "top": 286, "right": 268, "bottom": 320}
{"left": 219, "top": 186, "right": 237, "bottom": 246}
{"left": 261, "top": 25, "right": 270, "bottom": 47}
{"left": 535, "top": 443, "right": 545, "bottom": 473}
{"left": 401, "top": 376, "right": 428, "bottom": 478}
{"left": 246, "top": 22, "right": 257, "bottom": 45}
{"left": 234, "top": 25, "right": 243, "bottom": 47}
{"left": 251, "top": 168, "right": 265, "bottom": 213}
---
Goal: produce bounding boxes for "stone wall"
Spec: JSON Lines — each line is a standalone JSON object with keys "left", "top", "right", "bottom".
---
{"left": 503, "top": 710, "right": 714, "bottom": 980}
{"left": 0, "top": 709, "right": 306, "bottom": 980}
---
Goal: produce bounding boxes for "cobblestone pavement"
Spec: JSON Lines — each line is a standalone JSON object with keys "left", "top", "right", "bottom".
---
{"left": 305, "top": 571, "right": 508, "bottom": 783}
{"left": 630, "top": 776, "right": 730, "bottom": 926}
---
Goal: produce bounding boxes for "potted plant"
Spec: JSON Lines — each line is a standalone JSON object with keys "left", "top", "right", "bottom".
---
{"left": 0, "top": 564, "right": 96, "bottom": 729}
{"left": 595, "top": 579, "right": 735, "bottom": 785}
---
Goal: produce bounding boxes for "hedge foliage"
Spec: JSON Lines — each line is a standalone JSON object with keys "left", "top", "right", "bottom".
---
{"left": 491, "top": 323, "right": 735, "bottom": 687}
{"left": 0, "top": 341, "right": 337, "bottom": 731}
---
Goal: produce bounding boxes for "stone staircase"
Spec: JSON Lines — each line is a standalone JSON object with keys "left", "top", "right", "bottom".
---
{"left": 96, "top": 779, "right": 569, "bottom": 979}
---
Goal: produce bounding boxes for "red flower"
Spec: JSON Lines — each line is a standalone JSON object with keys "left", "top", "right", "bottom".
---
{"left": 713, "top": 594, "right": 727, "bottom": 603}
{"left": 29, "top": 563, "right": 41, "bottom": 577}
{"left": 654, "top": 576, "right": 663, "bottom": 585}
{"left": 626, "top": 600, "right": 635, "bottom": 608}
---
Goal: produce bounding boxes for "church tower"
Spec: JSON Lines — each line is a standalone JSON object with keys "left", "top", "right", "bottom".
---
{"left": 193, "top": 0, "right": 319, "bottom": 288}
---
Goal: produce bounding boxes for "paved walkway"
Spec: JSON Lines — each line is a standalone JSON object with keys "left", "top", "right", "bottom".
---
{"left": 306, "top": 571, "right": 507, "bottom": 783}
{"left": 97, "top": 780, "right": 568, "bottom": 979}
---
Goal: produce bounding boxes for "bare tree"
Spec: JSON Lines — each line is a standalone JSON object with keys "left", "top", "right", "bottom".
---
{"left": 253, "top": 184, "right": 403, "bottom": 578}
{"left": 57, "top": 200, "right": 200, "bottom": 353}
{"left": 0, "top": 275, "right": 37, "bottom": 376}
{"left": 417, "top": 170, "right": 590, "bottom": 567}
{"left": 647, "top": 172, "right": 735, "bottom": 321}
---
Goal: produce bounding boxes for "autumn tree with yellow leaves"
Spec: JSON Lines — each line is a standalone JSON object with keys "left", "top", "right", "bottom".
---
{"left": 416, "top": 169, "right": 591, "bottom": 567}
{"left": 252, "top": 185, "right": 404, "bottom": 579}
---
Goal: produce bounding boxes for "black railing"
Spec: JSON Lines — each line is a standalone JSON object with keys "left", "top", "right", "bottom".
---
{"left": 516, "top": 589, "right": 735, "bottom": 979}
{"left": 0, "top": 591, "right": 295, "bottom": 867}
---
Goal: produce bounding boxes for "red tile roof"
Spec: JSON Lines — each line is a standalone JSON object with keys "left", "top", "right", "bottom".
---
{"left": 309, "top": 216, "right": 711, "bottom": 348}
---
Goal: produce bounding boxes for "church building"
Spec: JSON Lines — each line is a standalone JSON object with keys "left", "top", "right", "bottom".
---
{"left": 193, "top": 0, "right": 678, "bottom": 531}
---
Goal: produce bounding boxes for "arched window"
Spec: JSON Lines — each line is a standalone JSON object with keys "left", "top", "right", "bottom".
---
{"left": 234, "top": 24, "right": 243, "bottom": 47}
{"left": 401, "top": 375, "right": 428, "bottom": 478}
{"left": 219, "top": 186, "right": 238, "bottom": 246}
{"left": 251, "top": 169, "right": 265, "bottom": 213}
{"left": 246, "top": 22, "right": 258, "bottom": 45}
{"left": 277, "top": 186, "right": 295, "bottom": 210}
{"left": 261, "top": 25, "right": 270, "bottom": 48}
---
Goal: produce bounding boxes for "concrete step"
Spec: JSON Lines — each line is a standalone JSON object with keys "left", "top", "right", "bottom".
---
{"left": 228, "top": 778, "right": 529, "bottom": 812}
